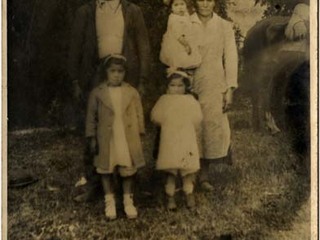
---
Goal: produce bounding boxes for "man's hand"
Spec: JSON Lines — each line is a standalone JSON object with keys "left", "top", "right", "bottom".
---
{"left": 137, "top": 82, "right": 146, "bottom": 96}
{"left": 222, "top": 87, "right": 235, "bottom": 113}
{"left": 72, "top": 80, "right": 83, "bottom": 102}
{"left": 90, "top": 137, "right": 98, "bottom": 155}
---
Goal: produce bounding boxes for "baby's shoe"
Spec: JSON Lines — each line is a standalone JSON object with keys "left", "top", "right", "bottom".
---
{"left": 123, "top": 194, "right": 138, "bottom": 219}
{"left": 104, "top": 194, "right": 117, "bottom": 220}
{"left": 167, "top": 195, "right": 177, "bottom": 210}
{"left": 186, "top": 193, "right": 196, "bottom": 209}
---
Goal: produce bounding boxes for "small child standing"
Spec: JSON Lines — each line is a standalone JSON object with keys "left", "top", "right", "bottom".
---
{"left": 160, "top": 0, "right": 201, "bottom": 70}
{"left": 86, "top": 54, "right": 145, "bottom": 220}
{"left": 151, "top": 71, "right": 203, "bottom": 210}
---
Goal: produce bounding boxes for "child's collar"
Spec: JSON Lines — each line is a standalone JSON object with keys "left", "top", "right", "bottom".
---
{"left": 107, "top": 83, "right": 122, "bottom": 87}
{"left": 99, "top": 81, "right": 129, "bottom": 88}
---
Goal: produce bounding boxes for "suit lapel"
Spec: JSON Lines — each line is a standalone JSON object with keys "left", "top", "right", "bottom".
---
{"left": 121, "top": 0, "right": 129, "bottom": 55}
{"left": 121, "top": 0, "right": 129, "bottom": 19}
{"left": 90, "top": 1, "right": 98, "bottom": 59}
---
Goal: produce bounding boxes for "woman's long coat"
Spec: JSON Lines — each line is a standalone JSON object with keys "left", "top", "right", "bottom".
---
{"left": 85, "top": 83, "right": 145, "bottom": 171}
{"left": 191, "top": 13, "right": 238, "bottom": 159}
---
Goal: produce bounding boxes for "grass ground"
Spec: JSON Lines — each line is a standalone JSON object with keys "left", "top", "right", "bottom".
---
{"left": 7, "top": 96, "right": 310, "bottom": 240}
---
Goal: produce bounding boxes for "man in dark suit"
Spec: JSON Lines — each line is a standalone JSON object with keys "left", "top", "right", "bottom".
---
{"left": 68, "top": 0, "right": 150, "bottom": 202}
{"left": 68, "top": 0, "right": 150, "bottom": 98}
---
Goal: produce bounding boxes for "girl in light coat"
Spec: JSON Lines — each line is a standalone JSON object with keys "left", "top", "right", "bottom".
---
{"left": 86, "top": 54, "right": 145, "bottom": 220}
{"left": 151, "top": 71, "right": 203, "bottom": 210}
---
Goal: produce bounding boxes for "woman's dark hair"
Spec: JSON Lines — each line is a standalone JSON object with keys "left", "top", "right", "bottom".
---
{"left": 192, "top": 0, "right": 219, "bottom": 14}
{"left": 191, "top": 0, "right": 217, "bottom": 4}
{"left": 98, "top": 56, "right": 127, "bottom": 82}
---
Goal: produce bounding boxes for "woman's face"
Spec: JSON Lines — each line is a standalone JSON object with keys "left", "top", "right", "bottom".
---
{"left": 195, "top": 0, "right": 215, "bottom": 17}
{"left": 171, "top": 0, "right": 188, "bottom": 16}
{"left": 106, "top": 63, "right": 125, "bottom": 86}
{"left": 167, "top": 77, "right": 186, "bottom": 95}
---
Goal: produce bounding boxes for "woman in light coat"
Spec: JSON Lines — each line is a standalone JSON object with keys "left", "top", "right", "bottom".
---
{"left": 191, "top": 0, "right": 238, "bottom": 190}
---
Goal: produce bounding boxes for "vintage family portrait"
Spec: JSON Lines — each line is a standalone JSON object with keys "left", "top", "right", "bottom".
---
{"left": 5, "top": 0, "right": 318, "bottom": 239}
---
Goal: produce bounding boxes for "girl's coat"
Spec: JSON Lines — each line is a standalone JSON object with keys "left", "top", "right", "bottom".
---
{"left": 86, "top": 82, "right": 145, "bottom": 171}
{"left": 151, "top": 94, "right": 203, "bottom": 171}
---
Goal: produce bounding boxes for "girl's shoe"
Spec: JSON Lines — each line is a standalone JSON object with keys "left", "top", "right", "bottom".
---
{"left": 167, "top": 196, "right": 177, "bottom": 210}
{"left": 123, "top": 194, "right": 138, "bottom": 219}
{"left": 104, "top": 194, "right": 117, "bottom": 220}
{"left": 186, "top": 193, "right": 195, "bottom": 209}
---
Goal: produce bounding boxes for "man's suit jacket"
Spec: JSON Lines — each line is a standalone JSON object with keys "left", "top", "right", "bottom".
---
{"left": 68, "top": 0, "right": 151, "bottom": 93}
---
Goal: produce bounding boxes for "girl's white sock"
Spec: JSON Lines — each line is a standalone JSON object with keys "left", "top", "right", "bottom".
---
{"left": 165, "top": 182, "right": 176, "bottom": 196}
{"left": 182, "top": 174, "right": 194, "bottom": 194}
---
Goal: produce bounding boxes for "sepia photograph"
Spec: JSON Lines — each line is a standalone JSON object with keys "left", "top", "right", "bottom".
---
{"left": 5, "top": 0, "right": 318, "bottom": 239}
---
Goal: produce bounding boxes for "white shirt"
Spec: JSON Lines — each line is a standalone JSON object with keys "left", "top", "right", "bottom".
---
{"left": 96, "top": 0, "right": 124, "bottom": 58}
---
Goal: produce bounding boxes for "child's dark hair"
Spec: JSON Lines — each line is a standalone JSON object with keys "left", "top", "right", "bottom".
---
{"left": 167, "top": 72, "right": 198, "bottom": 99}
{"left": 167, "top": 73, "right": 191, "bottom": 93}
{"left": 167, "top": 72, "right": 198, "bottom": 100}
{"left": 167, "top": 0, "right": 193, "bottom": 14}
{"left": 98, "top": 55, "right": 127, "bottom": 82}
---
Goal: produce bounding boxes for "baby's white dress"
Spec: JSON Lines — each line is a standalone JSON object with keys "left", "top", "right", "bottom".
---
{"left": 160, "top": 13, "right": 202, "bottom": 69}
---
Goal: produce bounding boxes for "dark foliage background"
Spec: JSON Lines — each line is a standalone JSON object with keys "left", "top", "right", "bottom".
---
{"left": 8, "top": 0, "right": 304, "bottom": 128}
